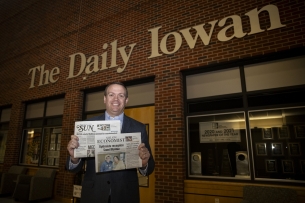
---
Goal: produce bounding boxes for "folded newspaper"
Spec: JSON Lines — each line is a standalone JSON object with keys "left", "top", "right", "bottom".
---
{"left": 95, "top": 133, "right": 142, "bottom": 173}
{"left": 74, "top": 120, "right": 121, "bottom": 158}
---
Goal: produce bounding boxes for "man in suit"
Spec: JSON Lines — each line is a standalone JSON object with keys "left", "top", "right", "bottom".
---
{"left": 66, "top": 82, "right": 155, "bottom": 203}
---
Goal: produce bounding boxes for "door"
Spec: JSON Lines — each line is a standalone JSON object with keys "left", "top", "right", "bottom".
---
{"left": 125, "top": 106, "right": 155, "bottom": 203}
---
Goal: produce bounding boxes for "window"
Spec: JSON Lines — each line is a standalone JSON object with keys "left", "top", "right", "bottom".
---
{"left": 187, "top": 112, "right": 249, "bottom": 179}
{"left": 249, "top": 106, "right": 305, "bottom": 181}
{"left": 0, "top": 107, "right": 11, "bottom": 163}
{"left": 184, "top": 54, "right": 305, "bottom": 183}
{"left": 20, "top": 98, "right": 64, "bottom": 167}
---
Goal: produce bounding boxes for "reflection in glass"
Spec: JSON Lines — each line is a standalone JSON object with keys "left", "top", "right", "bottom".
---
{"left": 41, "top": 127, "right": 62, "bottom": 167}
{"left": 20, "top": 128, "right": 42, "bottom": 165}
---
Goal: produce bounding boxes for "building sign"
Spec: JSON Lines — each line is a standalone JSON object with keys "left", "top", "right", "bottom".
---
{"left": 199, "top": 122, "right": 241, "bottom": 143}
{"left": 28, "top": 4, "right": 285, "bottom": 88}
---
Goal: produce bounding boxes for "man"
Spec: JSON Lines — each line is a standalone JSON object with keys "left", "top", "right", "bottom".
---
{"left": 100, "top": 155, "right": 113, "bottom": 172}
{"left": 66, "top": 82, "right": 154, "bottom": 203}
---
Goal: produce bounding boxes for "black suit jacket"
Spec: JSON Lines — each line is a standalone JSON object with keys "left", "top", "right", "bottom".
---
{"left": 66, "top": 114, "right": 155, "bottom": 203}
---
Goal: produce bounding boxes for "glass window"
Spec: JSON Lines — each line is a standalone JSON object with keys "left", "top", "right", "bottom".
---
{"left": 41, "top": 127, "right": 62, "bottom": 167}
{"left": 186, "top": 68, "right": 242, "bottom": 99}
{"left": 0, "top": 130, "right": 8, "bottom": 163}
{"left": 20, "top": 128, "right": 42, "bottom": 165}
{"left": 1, "top": 108, "right": 11, "bottom": 122}
{"left": 245, "top": 56, "right": 305, "bottom": 91}
{"left": 187, "top": 112, "right": 250, "bottom": 179}
{"left": 249, "top": 106, "right": 305, "bottom": 182}
{"left": 46, "top": 98, "right": 64, "bottom": 116}
{"left": 0, "top": 107, "right": 11, "bottom": 163}
{"left": 184, "top": 54, "right": 305, "bottom": 184}
{"left": 20, "top": 98, "right": 63, "bottom": 167}
{"left": 26, "top": 102, "right": 44, "bottom": 119}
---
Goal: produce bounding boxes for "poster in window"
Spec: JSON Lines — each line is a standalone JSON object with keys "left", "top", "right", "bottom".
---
{"left": 282, "top": 160, "right": 294, "bottom": 173}
{"left": 271, "top": 143, "right": 283, "bottom": 156}
{"left": 278, "top": 126, "right": 290, "bottom": 139}
{"left": 288, "top": 143, "right": 301, "bottom": 156}
{"left": 199, "top": 122, "right": 241, "bottom": 143}
{"left": 294, "top": 125, "right": 305, "bottom": 138}
{"left": 51, "top": 134, "right": 56, "bottom": 143}
{"left": 256, "top": 143, "right": 267, "bottom": 156}
{"left": 262, "top": 128, "right": 273, "bottom": 140}
{"left": 265, "top": 159, "right": 277, "bottom": 173}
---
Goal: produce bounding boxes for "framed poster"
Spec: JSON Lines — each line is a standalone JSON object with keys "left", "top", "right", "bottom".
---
{"left": 278, "top": 126, "right": 290, "bottom": 139}
{"left": 262, "top": 128, "right": 273, "bottom": 140}
{"left": 288, "top": 143, "right": 301, "bottom": 156}
{"left": 294, "top": 125, "right": 305, "bottom": 138}
{"left": 199, "top": 122, "right": 241, "bottom": 143}
{"left": 265, "top": 159, "right": 277, "bottom": 173}
{"left": 282, "top": 160, "right": 294, "bottom": 173}
{"left": 256, "top": 143, "right": 267, "bottom": 156}
{"left": 271, "top": 143, "right": 283, "bottom": 156}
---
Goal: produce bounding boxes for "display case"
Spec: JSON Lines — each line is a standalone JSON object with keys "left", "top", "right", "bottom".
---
{"left": 249, "top": 106, "right": 305, "bottom": 182}
{"left": 187, "top": 112, "right": 250, "bottom": 179}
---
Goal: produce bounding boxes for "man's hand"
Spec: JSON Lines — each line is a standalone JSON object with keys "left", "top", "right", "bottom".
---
{"left": 67, "top": 135, "right": 80, "bottom": 164}
{"left": 138, "top": 143, "right": 150, "bottom": 168}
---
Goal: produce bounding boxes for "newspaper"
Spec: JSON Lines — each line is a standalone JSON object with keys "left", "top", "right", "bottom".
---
{"left": 74, "top": 120, "right": 121, "bottom": 158}
{"left": 95, "top": 132, "right": 142, "bottom": 173}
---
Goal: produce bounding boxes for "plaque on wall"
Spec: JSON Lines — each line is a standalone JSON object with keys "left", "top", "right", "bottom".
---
{"left": 278, "top": 126, "right": 290, "bottom": 139}
{"left": 271, "top": 143, "right": 283, "bottom": 156}
{"left": 282, "top": 160, "right": 294, "bottom": 173}
{"left": 295, "top": 125, "right": 305, "bottom": 138}
{"left": 256, "top": 143, "right": 267, "bottom": 156}
{"left": 265, "top": 159, "right": 277, "bottom": 173}
{"left": 288, "top": 143, "right": 301, "bottom": 156}
{"left": 220, "top": 149, "right": 232, "bottom": 176}
{"left": 300, "top": 160, "right": 305, "bottom": 173}
{"left": 262, "top": 128, "right": 273, "bottom": 140}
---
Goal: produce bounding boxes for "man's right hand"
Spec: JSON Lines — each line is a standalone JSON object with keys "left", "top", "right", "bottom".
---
{"left": 67, "top": 135, "right": 80, "bottom": 164}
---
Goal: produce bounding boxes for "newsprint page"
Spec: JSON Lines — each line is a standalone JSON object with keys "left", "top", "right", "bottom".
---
{"left": 95, "top": 133, "right": 142, "bottom": 173}
{"left": 74, "top": 120, "right": 121, "bottom": 158}
{"left": 73, "top": 120, "right": 142, "bottom": 173}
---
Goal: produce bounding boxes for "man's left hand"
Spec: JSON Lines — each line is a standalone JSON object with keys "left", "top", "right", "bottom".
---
{"left": 138, "top": 143, "right": 150, "bottom": 168}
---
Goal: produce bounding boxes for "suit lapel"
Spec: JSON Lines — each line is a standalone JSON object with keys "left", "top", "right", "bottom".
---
{"left": 122, "top": 115, "right": 131, "bottom": 133}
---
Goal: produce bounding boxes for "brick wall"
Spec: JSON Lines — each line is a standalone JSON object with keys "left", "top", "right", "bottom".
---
{"left": 0, "top": 0, "right": 304, "bottom": 202}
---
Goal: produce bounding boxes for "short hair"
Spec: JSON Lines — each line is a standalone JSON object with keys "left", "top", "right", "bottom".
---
{"left": 104, "top": 82, "right": 128, "bottom": 98}
{"left": 105, "top": 155, "right": 111, "bottom": 160}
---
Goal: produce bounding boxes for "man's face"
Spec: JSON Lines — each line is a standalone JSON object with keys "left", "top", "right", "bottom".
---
{"left": 104, "top": 84, "right": 128, "bottom": 117}
{"left": 106, "top": 156, "right": 111, "bottom": 162}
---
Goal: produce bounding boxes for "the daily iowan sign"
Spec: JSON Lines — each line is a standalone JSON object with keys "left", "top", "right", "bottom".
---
{"left": 28, "top": 4, "right": 285, "bottom": 88}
